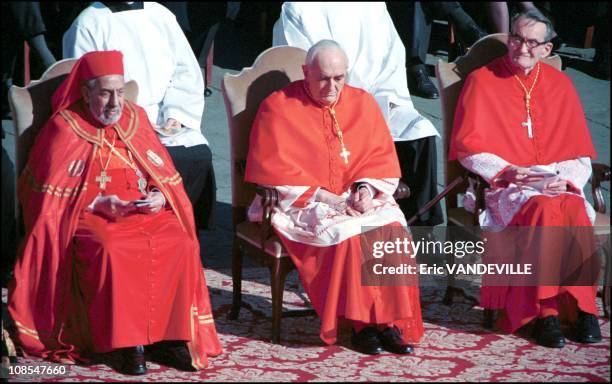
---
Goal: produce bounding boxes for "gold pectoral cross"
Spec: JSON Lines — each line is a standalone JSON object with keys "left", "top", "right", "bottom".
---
{"left": 96, "top": 171, "right": 112, "bottom": 189}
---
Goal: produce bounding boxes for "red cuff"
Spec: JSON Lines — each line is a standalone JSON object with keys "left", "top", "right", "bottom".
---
{"left": 292, "top": 187, "right": 317, "bottom": 208}
{"left": 565, "top": 180, "right": 580, "bottom": 194}
{"left": 490, "top": 165, "right": 512, "bottom": 188}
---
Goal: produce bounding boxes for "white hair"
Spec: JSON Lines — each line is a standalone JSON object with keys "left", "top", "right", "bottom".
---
{"left": 305, "top": 39, "right": 349, "bottom": 67}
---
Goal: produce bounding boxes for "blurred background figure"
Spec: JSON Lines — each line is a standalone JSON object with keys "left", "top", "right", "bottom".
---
{"left": 2, "top": 2, "right": 56, "bottom": 116}
{"left": 387, "top": 2, "right": 486, "bottom": 99}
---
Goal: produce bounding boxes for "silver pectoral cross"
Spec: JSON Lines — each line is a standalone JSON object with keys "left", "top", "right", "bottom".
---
{"left": 521, "top": 114, "right": 533, "bottom": 139}
{"left": 340, "top": 147, "right": 351, "bottom": 164}
{"left": 96, "top": 171, "right": 112, "bottom": 189}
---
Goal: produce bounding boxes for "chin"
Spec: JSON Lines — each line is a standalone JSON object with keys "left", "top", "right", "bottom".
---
{"left": 96, "top": 114, "right": 122, "bottom": 125}
{"left": 513, "top": 59, "right": 533, "bottom": 70}
{"left": 323, "top": 96, "right": 337, "bottom": 104}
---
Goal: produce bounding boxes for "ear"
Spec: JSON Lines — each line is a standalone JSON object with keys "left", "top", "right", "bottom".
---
{"left": 81, "top": 85, "right": 90, "bottom": 104}
{"left": 301, "top": 64, "right": 308, "bottom": 78}
{"left": 540, "top": 42, "right": 553, "bottom": 59}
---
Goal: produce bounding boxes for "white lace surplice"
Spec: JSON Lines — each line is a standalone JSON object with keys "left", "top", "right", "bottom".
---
{"left": 248, "top": 178, "right": 407, "bottom": 246}
{"left": 459, "top": 152, "right": 596, "bottom": 230}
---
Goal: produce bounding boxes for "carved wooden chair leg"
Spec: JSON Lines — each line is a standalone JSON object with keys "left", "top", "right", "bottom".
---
{"left": 603, "top": 247, "right": 610, "bottom": 318}
{"left": 229, "top": 240, "right": 243, "bottom": 320}
{"left": 604, "top": 286, "right": 610, "bottom": 319}
{"left": 444, "top": 227, "right": 457, "bottom": 305}
{"left": 270, "top": 258, "right": 290, "bottom": 344}
{"left": 443, "top": 285, "right": 456, "bottom": 306}
{"left": 483, "top": 309, "right": 495, "bottom": 329}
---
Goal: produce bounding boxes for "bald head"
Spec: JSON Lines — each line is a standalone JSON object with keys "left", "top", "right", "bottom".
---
{"left": 302, "top": 40, "right": 348, "bottom": 106}
{"left": 305, "top": 40, "right": 348, "bottom": 67}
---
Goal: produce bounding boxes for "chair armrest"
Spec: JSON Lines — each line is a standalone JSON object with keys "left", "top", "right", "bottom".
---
{"left": 393, "top": 181, "right": 411, "bottom": 200}
{"left": 466, "top": 171, "right": 487, "bottom": 225}
{"left": 591, "top": 162, "right": 611, "bottom": 214}
{"left": 255, "top": 186, "right": 279, "bottom": 249}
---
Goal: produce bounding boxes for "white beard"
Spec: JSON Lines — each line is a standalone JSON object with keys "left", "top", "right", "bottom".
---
{"left": 93, "top": 107, "right": 122, "bottom": 125}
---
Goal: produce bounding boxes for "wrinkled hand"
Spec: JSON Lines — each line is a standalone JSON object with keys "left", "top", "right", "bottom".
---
{"left": 543, "top": 179, "right": 568, "bottom": 193}
{"left": 315, "top": 188, "right": 360, "bottom": 216}
{"left": 92, "top": 194, "right": 135, "bottom": 219}
{"left": 158, "top": 118, "right": 182, "bottom": 136}
{"left": 136, "top": 190, "right": 165, "bottom": 214}
{"left": 500, "top": 166, "right": 545, "bottom": 185}
{"left": 350, "top": 186, "right": 374, "bottom": 214}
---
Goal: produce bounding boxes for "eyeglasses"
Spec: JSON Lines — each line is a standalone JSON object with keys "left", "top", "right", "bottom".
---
{"left": 508, "top": 34, "right": 550, "bottom": 49}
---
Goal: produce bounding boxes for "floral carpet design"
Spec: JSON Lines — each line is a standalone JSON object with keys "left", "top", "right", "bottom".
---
{"left": 4, "top": 268, "right": 610, "bottom": 382}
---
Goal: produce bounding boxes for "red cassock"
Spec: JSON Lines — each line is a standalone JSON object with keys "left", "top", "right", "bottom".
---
{"left": 449, "top": 56, "right": 599, "bottom": 332}
{"left": 9, "top": 100, "right": 222, "bottom": 367}
{"left": 245, "top": 81, "right": 424, "bottom": 345}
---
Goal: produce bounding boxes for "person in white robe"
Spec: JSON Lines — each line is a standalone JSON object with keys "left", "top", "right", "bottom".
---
{"left": 272, "top": 1, "right": 444, "bottom": 226}
{"left": 63, "top": 1, "right": 216, "bottom": 229}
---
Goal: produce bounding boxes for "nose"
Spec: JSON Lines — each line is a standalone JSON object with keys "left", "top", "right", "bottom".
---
{"left": 108, "top": 90, "right": 119, "bottom": 107}
{"left": 518, "top": 40, "right": 530, "bottom": 53}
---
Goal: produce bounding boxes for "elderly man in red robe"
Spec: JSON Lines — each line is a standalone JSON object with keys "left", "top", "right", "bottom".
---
{"left": 8, "top": 51, "right": 222, "bottom": 375}
{"left": 449, "top": 11, "right": 602, "bottom": 348}
{"left": 245, "top": 40, "right": 423, "bottom": 355}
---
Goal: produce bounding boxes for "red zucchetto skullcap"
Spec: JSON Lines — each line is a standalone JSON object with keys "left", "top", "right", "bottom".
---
{"left": 51, "top": 50, "right": 124, "bottom": 113}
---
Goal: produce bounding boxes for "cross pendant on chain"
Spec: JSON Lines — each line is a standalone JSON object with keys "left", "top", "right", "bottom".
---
{"left": 96, "top": 171, "right": 112, "bottom": 189}
{"left": 340, "top": 147, "right": 351, "bottom": 164}
{"left": 521, "top": 113, "right": 533, "bottom": 139}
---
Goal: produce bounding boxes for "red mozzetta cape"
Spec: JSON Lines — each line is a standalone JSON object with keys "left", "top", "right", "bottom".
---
{"left": 9, "top": 100, "right": 220, "bottom": 364}
{"left": 245, "top": 81, "right": 400, "bottom": 195}
{"left": 449, "top": 57, "right": 596, "bottom": 166}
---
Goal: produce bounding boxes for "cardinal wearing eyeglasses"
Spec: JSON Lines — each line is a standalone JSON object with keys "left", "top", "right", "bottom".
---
{"left": 449, "top": 10, "right": 601, "bottom": 349}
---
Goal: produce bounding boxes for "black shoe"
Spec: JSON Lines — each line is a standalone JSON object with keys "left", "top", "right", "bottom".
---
{"left": 378, "top": 327, "right": 414, "bottom": 355}
{"left": 114, "top": 345, "right": 147, "bottom": 375}
{"left": 533, "top": 316, "right": 565, "bottom": 348}
{"left": 575, "top": 311, "right": 602, "bottom": 344}
{"left": 408, "top": 64, "right": 439, "bottom": 99}
{"left": 150, "top": 341, "right": 196, "bottom": 371}
{"left": 351, "top": 327, "right": 383, "bottom": 355}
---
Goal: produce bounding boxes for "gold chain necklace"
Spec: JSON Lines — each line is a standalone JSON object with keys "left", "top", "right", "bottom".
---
{"left": 303, "top": 83, "right": 350, "bottom": 164}
{"left": 327, "top": 108, "right": 350, "bottom": 164}
{"left": 511, "top": 61, "right": 541, "bottom": 139}
{"left": 102, "top": 137, "right": 148, "bottom": 195}
{"left": 95, "top": 134, "right": 116, "bottom": 190}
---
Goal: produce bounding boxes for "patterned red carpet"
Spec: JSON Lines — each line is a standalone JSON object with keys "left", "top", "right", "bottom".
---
{"left": 5, "top": 268, "right": 611, "bottom": 382}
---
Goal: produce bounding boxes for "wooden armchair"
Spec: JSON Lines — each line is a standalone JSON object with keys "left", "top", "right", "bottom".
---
{"left": 8, "top": 58, "right": 139, "bottom": 234}
{"left": 436, "top": 33, "right": 611, "bottom": 323}
{"left": 221, "top": 46, "right": 314, "bottom": 344}
{"left": 221, "top": 46, "right": 413, "bottom": 343}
